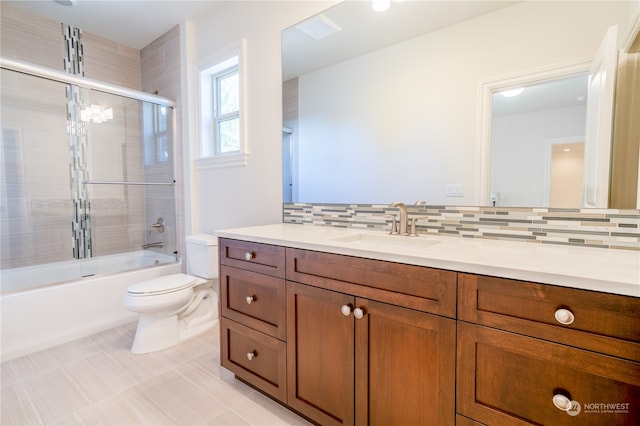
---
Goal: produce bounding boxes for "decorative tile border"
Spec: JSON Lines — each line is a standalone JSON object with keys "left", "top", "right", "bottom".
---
{"left": 283, "top": 203, "right": 640, "bottom": 250}
{"left": 62, "top": 24, "right": 84, "bottom": 76}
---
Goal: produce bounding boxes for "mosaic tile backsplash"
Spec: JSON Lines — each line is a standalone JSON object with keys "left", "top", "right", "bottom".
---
{"left": 283, "top": 203, "right": 640, "bottom": 251}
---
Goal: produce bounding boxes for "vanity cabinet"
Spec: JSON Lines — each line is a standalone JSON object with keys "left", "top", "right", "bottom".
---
{"left": 219, "top": 238, "right": 287, "bottom": 401}
{"left": 286, "top": 248, "right": 457, "bottom": 426}
{"left": 217, "top": 234, "right": 639, "bottom": 426}
{"left": 457, "top": 273, "right": 640, "bottom": 425}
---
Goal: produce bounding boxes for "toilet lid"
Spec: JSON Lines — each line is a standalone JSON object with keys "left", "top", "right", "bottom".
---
{"left": 127, "top": 273, "right": 199, "bottom": 296}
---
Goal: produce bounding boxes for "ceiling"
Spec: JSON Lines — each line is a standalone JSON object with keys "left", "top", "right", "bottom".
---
{"left": 282, "top": 0, "right": 520, "bottom": 81}
{"left": 6, "top": 0, "right": 222, "bottom": 49}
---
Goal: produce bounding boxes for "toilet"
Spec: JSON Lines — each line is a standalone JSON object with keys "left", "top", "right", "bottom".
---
{"left": 124, "top": 234, "right": 219, "bottom": 354}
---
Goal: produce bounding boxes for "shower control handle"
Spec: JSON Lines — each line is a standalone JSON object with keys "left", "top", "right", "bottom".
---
{"left": 148, "top": 218, "right": 165, "bottom": 234}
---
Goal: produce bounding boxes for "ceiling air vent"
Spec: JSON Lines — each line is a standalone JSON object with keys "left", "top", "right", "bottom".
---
{"left": 294, "top": 14, "right": 342, "bottom": 41}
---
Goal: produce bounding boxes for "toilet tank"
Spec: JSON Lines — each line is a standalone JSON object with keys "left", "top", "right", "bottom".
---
{"left": 185, "top": 234, "right": 218, "bottom": 279}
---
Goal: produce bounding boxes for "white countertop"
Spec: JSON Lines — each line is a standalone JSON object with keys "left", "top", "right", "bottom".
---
{"left": 216, "top": 224, "right": 640, "bottom": 298}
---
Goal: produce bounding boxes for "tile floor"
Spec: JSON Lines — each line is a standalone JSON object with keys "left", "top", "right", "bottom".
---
{"left": 1, "top": 322, "right": 313, "bottom": 425}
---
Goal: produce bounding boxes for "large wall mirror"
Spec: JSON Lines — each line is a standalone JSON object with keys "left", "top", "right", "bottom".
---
{"left": 282, "top": 0, "right": 640, "bottom": 208}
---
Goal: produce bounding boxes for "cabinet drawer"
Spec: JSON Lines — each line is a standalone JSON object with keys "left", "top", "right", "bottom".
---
{"left": 457, "top": 323, "right": 640, "bottom": 426}
{"left": 220, "top": 265, "right": 286, "bottom": 340}
{"left": 219, "top": 238, "right": 285, "bottom": 277}
{"left": 286, "top": 248, "right": 456, "bottom": 318}
{"left": 458, "top": 273, "right": 640, "bottom": 361}
{"left": 220, "top": 318, "right": 287, "bottom": 402}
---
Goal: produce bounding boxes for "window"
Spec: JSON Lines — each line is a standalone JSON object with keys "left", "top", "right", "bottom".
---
{"left": 214, "top": 67, "right": 239, "bottom": 154}
{"left": 143, "top": 102, "right": 170, "bottom": 165}
{"left": 196, "top": 39, "right": 248, "bottom": 169}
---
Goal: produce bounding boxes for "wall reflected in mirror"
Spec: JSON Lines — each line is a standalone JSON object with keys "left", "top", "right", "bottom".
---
{"left": 282, "top": 0, "right": 639, "bottom": 208}
{"left": 489, "top": 73, "right": 588, "bottom": 207}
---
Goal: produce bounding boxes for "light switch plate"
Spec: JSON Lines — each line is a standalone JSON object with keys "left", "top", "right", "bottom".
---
{"left": 446, "top": 184, "right": 464, "bottom": 197}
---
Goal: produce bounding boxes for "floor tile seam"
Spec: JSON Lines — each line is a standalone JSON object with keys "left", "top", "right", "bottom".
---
{"left": 1, "top": 380, "right": 46, "bottom": 426}
{"left": 1, "top": 356, "right": 44, "bottom": 383}
{"left": 125, "top": 369, "right": 212, "bottom": 426}
{"left": 124, "top": 382, "right": 185, "bottom": 426}
{"left": 173, "top": 366, "right": 232, "bottom": 409}
{"left": 47, "top": 367, "right": 120, "bottom": 425}
{"left": 226, "top": 390, "right": 309, "bottom": 426}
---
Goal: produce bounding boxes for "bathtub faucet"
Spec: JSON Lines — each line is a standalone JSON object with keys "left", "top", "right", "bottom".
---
{"left": 142, "top": 242, "right": 163, "bottom": 249}
{"left": 148, "top": 217, "right": 165, "bottom": 234}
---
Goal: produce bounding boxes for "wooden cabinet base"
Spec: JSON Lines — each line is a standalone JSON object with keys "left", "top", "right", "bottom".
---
{"left": 220, "top": 318, "right": 287, "bottom": 402}
{"left": 457, "top": 323, "right": 640, "bottom": 425}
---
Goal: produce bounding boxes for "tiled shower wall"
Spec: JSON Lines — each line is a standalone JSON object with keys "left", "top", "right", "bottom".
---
{"left": 140, "top": 25, "right": 185, "bottom": 266}
{"left": 284, "top": 203, "right": 640, "bottom": 250}
{"left": 0, "top": 3, "right": 182, "bottom": 268}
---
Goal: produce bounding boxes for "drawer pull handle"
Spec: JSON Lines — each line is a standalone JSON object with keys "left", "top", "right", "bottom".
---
{"left": 246, "top": 295, "right": 255, "bottom": 304}
{"left": 247, "top": 351, "right": 257, "bottom": 361}
{"left": 554, "top": 308, "right": 575, "bottom": 325}
{"left": 552, "top": 394, "right": 573, "bottom": 412}
{"left": 354, "top": 307, "right": 365, "bottom": 319}
{"left": 245, "top": 252, "right": 254, "bottom": 261}
{"left": 341, "top": 305, "right": 353, "bottom": 316}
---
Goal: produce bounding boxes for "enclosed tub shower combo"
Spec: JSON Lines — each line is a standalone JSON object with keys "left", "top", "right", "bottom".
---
{"left": 0, "top": 58, "right": 196, "bottom": 359}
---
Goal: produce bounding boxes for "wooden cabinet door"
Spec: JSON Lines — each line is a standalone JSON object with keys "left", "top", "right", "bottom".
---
{"left": 457, "top": 322, "right": 640, "bottom": 425}
{"left": 286, "top": 281, "right": 355, "bottom": 426}
{"left": 355, "top": 299, "right": 456, "bottom": 426}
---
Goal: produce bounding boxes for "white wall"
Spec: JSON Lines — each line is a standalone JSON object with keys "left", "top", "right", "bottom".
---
{"left": 491, "top": 105, "right": 587, "bottom": 207}
{"left": 296, "top": 1, "right": 631, "bottom": 205}
{"left": 185, "top": 1, "right": 335, "bottom": 234}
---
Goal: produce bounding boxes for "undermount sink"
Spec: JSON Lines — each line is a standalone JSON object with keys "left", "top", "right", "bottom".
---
{"left": 329, "top": 233, "right": 440, "bottom": 250}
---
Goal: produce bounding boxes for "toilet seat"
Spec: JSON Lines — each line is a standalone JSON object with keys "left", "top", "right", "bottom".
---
{"left": 127, "top": 273, "right": 199, "bottom": 296}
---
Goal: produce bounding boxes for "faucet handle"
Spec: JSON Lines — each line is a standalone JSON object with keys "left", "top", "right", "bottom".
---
{"left": 410, "top": 216, "right": 428, "bottom": 237}
{"left": 384, "top": 214, "right": 399, "bottom": 235}
{"left": 414, "top": 200, "right": 426, "bottom": 206}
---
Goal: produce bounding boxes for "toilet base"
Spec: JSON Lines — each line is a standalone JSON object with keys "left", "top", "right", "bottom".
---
{"left": 130, "top": 288, "right": 218, "bottom": 354}
{"left": 131, "top": 313, "right": 179, "bottom": 354}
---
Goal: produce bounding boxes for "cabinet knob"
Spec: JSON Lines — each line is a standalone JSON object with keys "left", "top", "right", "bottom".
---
{"left": 354, "top": 307, "right": 365, "bottom": 319}
{"left": 246, "top": 295, "right": 255, "bottom": 304}
{"left": 554, "top": 308, "right": 575, "bottom": 325}
{"left": 341, "top": 305, "right": 353, "bottom": 316}
{"left": 245, "top": 252, "right": 254, "bottom": 261}
{"left": 552, "top": 394, "right": 574, "bottom": 412}
{"left": 247, "top": 351, "right": 257, "bottom": 361}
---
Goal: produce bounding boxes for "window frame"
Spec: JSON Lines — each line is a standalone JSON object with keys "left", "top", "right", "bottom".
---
{"left": 195, "top": 39, "right": 248, "bottom": 169}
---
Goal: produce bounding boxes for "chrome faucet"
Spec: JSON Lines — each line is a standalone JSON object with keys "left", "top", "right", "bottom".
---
{"left": 410, "top": 201, "right": 427, "bottom": 236}
{"left": 148, "top": 217, "right": 165, "bottom": 234}
{"left": 390, "top": 202, "right": 409, "bottom": 235}
{"left": 142, "top": 241, "right": 163, "bottom": 249}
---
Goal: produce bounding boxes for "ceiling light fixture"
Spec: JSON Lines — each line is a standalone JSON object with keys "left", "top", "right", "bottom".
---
{"left": 372, "top": 0, "right": 391, "bottom": 12}
{"left": 80, "top": 105, "right": 113, "bottom": 123}
{"left": 499, "top": 87, "right": 524, "bottom": 97}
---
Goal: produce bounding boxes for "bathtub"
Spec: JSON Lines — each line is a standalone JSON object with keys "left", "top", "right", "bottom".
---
{"left": 0, "top": 251, "right": 182, "bottom": 361}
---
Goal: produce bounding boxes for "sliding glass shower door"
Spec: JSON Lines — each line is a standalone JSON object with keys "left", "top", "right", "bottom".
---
{"left": 1, "top": 67, "right": 177, "bottom": 272}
